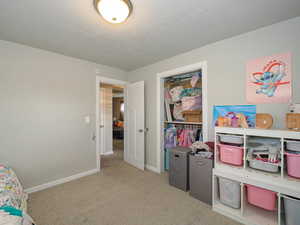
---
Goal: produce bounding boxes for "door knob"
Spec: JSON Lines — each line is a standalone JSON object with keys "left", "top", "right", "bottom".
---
{"left": 92, "top": 133, "right": 96, "bottom": 141}
{"left": 138, "top": 128, "right": 149, "bottom": 133}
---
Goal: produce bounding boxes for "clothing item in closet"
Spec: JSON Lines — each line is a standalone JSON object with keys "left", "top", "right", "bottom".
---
{"left": 191, "top": 73, "right": 201, "bottom": 88}
{"left": 179, "top": 88, "right": 202, "bottom": 98}
{"left": 190, "top": 141, "right": 213, "bottom": 158}
{"left": 195, "top": 128, "right": 203, "bottom": 141}
{"left": 190, "top": 141, "right": 210, "bottom": 152}
{"left": 181, "top": 95, "right": 202, "bottom": 111}
{"left": 169, "top": 86, "right": 183, "bottom": 102}
{"left": 165, "top": 125, "right": 202, "bottom": 148}
{"left": 164, "top": 88, "right": 173, "bottom": 104}
{"left": 165, "top": 127, "right": 177, "bottom": 149}
{"left": 178, "top": 129, "right": 194, "bottom": 147}
{"left": 173, "top": 102, "right": 184, "bottom": 121}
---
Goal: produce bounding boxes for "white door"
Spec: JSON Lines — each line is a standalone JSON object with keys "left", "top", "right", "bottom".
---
{"left": 100, "top": 87, "right": 113, "bottom": 155}
{"left": 125, "top": 81, "right": 145, "bottom": 170}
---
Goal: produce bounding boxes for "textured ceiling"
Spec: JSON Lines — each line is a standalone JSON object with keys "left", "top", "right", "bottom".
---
{"left": 0, "top": 0, "right": 300, "bottom": 71}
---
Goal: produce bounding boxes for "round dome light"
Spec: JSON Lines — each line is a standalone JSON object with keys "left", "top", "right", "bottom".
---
{"left": 95, "top": 0, "right": 132, "bottom": 24}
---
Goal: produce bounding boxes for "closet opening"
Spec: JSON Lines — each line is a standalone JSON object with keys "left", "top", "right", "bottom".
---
{"left": 157, "top": 61, "right": 208, "bottom": 173}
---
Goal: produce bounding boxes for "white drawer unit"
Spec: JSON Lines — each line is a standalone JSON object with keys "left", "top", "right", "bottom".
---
{"left": 213, "top": 127, "right": 300, "bottom": 225}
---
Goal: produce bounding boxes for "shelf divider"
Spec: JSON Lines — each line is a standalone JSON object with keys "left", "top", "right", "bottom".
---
{"left": 164, "top": 121, "right": 202, "bottom": 125}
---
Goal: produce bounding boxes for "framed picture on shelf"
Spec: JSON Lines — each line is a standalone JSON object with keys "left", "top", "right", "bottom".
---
{"left": 213, "top": 105, "right": 256, "bottom": 128}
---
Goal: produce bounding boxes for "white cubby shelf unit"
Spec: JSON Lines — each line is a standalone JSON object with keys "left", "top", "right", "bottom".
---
{"left": 213, "top": 127, "right": 300, "bottom": 225}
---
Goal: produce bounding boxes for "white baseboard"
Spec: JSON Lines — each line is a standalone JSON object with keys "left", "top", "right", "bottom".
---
{"left": 101, "top": 151, "right": 114, "bottom": 156}
{"left": 146, "top": 164, "right": 160, "bottom": 174}
{"left": 25, "top": 168, "right": 99, "bottom": 194}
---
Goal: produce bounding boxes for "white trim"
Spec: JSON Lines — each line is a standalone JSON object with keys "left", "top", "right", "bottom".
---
{"left": 146, "top": 164, "right": 160, "bottom": 173}
{"left": 101, "top": 151, "right": 114, "bottom": 156}
{"left": 24, "top": 168, "right": 99, "bottom": 194}
{"left": 96, "top": 76, "right": 128, "bottom": 171}
{"left": 156, "top": 61, "right": 208, "bottom": 173}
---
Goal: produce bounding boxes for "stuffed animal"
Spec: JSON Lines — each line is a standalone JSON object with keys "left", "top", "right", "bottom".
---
{"left": 236, "top": 113, "right": 249, "bottom": 128}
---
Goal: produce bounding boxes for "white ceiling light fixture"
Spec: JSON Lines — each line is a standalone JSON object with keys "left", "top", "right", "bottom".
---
{"left": 94, "top": 0, "right": 132, "bottom": 24}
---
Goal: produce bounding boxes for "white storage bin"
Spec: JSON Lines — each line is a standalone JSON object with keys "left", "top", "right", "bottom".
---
{"left": 218, "top": 134, "right": 244, "bottom": 146}
{"left": 218, "top": 177, "right": 241, "bottom": 209}
{"left": 286, "top": 140, "right": 300, "bottom": 152}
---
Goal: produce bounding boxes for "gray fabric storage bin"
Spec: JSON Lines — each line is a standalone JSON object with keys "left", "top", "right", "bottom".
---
{"left": 283, "top": 195, "right": 300, "bottom": 225}
{"left": 189, "top": 153, "right": 213, "bottom": 205}
{"left": 169, "top": 147, "right": 191, "bottom": 191}
{"left": 218, "top": 177, "right": 241, "bottom": 209}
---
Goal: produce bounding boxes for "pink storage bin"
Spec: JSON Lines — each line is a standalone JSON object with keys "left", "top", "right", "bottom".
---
{"left": 246, "top": 184, "right": 277, "bottom": 211}
{"left": 285, "top": 152, "right": 300, "bottom": 179}
{"left": 218, "top": 144, "right": 244, "bottom": 166}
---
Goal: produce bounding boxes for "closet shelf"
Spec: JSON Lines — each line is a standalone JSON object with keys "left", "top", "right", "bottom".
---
{"left": 164, "top": 121, "right": 202, "bottom": 125}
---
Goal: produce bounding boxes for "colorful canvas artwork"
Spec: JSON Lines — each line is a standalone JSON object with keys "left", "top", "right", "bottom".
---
{"left": 246, "top": 52, "right": 292, "bottom": 103}
{"left": 213, "top": 105, "right": 256, "bottom": 128}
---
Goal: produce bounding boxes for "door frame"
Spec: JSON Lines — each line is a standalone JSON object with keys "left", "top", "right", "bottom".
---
{"left": 96, "top": 76, "right": 129, "bottom": 171}
{"left": 156, "top": 61, "right": 208, "bottom": 173}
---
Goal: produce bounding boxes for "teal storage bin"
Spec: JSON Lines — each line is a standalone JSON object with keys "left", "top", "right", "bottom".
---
{"left": 164, "top": 149, "right": 171, "bottom": 171}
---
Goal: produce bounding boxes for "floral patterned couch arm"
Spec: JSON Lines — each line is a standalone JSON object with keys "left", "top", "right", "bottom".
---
{"left": 0, "top": 165, "right": 35, "bottom": 224}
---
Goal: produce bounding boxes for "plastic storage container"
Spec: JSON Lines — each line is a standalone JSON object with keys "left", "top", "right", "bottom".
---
{"left": 283, "top": 195, "right": 300, "bottom": 225}
{"left": 218, "top": 177, "right": 241, "bottom": 209}
{"left": 219, "top": 134, "right": 244, "bottom": 146}
{"left": 218, "top": 144, "right": 244, "bottom": 166}
{"left": 285, "top": 152, "right": 300, "bottom": 179}
{"left": 246, "top": 184, "right": 277, "bottom": 211}
{"left": 286, "top": 140, "right": 300, "bottom": 152}
{"left": 248, "top": 159, "right": 280, "bottom": 173}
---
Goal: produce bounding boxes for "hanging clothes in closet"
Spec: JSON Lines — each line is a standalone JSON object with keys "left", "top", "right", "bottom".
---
{"left": 164, "top": 124, "right": 202, "bottom": 149}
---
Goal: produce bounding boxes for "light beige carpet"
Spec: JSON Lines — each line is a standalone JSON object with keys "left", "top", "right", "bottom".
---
{"left": 28, "top": 152, "right": 241, "bottom": 225}
{"left": 101, "top": 149, "right": 124, "bottom": 169}
{"left": 113, "top": 139, "right": 124, "bottom": 151}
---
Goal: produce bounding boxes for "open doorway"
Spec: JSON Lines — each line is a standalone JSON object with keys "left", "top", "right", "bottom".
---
{"left": 99, "top": 82, "right": 124, "bottom": 169}
{"left": 96, "top": 76, "right": 145, "bottom": 171}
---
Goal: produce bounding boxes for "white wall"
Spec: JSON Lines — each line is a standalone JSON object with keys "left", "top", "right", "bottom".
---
{"left": 128, "top": 17, "right": 300, "bottom": 168}
{"left": 0, "top": 40, "right": 127, "bottom": 189}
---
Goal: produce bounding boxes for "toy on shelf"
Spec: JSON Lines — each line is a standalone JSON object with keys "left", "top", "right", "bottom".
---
{"left": 256, "top": 113, "right": 273, "bottom": 129}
